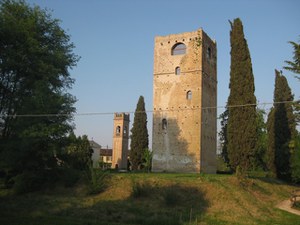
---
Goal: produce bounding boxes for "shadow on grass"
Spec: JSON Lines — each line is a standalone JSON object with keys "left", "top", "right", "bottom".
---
{"left": 56, "top": 183, "right": 208, "bottom": 225}
{"left": 99, "top": 184, "right": 207, "bottom": 225}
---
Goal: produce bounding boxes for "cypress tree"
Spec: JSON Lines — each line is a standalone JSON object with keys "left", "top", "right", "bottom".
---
{"left": 227, "top": 18, "right": 258, "bottom": 172}
{"left": 130, "top": 96, "right": 149, "bottom": 170}
{"left": 267, "top": 70, "right": 296, "bottom": 179}
{"left": 266, "top": 108, "right": 276, "bottom": 176}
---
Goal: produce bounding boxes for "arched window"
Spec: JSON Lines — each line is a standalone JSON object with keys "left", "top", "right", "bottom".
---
{"left": 187, "top": 91, "right": 192, "bottom": 100}
{"left": 175, "top": 66, "right": 180, "bottom": 75}
{"left": 116, "top": 126, "right": 121, "bottom": 135}
{"left": 171, "top": 43, "right": 186, "bottom": 55}
{"left": 123, "top": 126, "right": 127, "bottom": 135}
{"left": 162, "top": 119, "right": 167, "bottom": 130}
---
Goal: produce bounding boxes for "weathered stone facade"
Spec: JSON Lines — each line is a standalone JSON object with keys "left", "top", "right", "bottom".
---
{"left": 112, "top": 113, "right": 130, "bottom": 169}
{"left": 152, "top": 29, "right": 217, "bottom": 173}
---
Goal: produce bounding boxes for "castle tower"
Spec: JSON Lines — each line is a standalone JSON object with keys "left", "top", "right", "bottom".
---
{"left": 152, "top": 29, "right": 217, "bottom": 173}
{"left": 112, "top": 113, "right": 130, "bottom": 169}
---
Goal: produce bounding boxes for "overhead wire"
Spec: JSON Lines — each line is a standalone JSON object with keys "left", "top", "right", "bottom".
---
{"left": 0, "top": 100, "right": 298, "bottom": 118}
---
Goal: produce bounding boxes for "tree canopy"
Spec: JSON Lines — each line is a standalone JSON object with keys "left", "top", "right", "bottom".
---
{"left": 0, "top": 0, "right": 79, "bottom": 178}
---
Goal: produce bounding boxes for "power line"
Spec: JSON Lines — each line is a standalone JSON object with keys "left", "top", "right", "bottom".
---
{"left": 0, "top": 100, "right": 298, "bottom": 118}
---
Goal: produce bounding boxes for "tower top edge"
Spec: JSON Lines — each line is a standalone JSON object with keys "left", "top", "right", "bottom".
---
{"left": 114, "top": 112, "right": 130, "bottom": 120}
{"left": 154, "top": 28, "right": 216, "bottom": 44}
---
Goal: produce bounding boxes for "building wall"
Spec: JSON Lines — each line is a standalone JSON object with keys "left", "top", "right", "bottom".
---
{"left": 152, "top": 29, "right": 217, "bottom": 173}
{"left": 112, "top": 113, "right": 130, "bottom": 169}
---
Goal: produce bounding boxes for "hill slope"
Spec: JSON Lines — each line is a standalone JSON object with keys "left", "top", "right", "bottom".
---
{"left": 0, "top": 173, "right": 299, "bottom": 225}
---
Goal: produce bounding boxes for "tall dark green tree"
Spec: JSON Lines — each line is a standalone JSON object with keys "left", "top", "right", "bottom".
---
{"left": 227, "top": 18, "right": 258, "bottom": 172}
{"left": 130, "top": 96, "right": 149, "bottom": 170}
{"left": 267, "top": 70, "right": 296, "bottom": 180}
{"left": 0, "top": 0, "right": 79, "bottom": 178}
{"left": 284, "top": 37, "right": 300, "bottom": 183}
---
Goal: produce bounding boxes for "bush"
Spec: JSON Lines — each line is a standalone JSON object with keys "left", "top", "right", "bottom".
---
{"left": 62, "top": 168, "right": 80, "bottom": 187}
{"left": 13, "top": 171, "right": 45, "bottom": 194}
{"left": 85, "top": 164, "right": 109, "bottom": 195}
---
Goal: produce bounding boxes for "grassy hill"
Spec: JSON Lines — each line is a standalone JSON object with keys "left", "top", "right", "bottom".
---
{"left": 0, "top": 173, "right": 299, "bottom": 225}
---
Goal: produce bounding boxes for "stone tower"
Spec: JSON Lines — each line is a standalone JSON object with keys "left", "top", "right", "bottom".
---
{"left": 112, "top": 113, "right": 130, "bottom": 169}
{"left": 152, "top": 29, "right": 217, "bottom": 173}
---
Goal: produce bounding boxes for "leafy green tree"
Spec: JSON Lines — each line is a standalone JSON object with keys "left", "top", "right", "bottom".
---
{"left": 130, "top": 96, "right": 149, "bottom": 170}
{"left": 227, "top": 18, "right": 258, "bottom": 172}
{"left": 218, "top": 108, "right": 229, "bottom": 166}
{"left": 65, "top": 133, "right": 93, "bottom": 170}
{"left": 0, "top": 0, "right": 79, "bottom": 180}
{"left": 267, "top": 70, "right": 296, "bottom": 180}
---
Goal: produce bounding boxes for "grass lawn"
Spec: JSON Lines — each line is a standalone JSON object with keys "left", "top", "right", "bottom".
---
{"left": 0, "top": 173, "right": 299, "bottom": 225}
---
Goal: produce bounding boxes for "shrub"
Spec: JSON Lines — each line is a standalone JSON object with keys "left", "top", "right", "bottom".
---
{"left": 62, "top": 168, "right": 80, "bottom": 187}
{"left": 85, "top": 163, "right": 109, "bottom": 195}
{"left": 13, "top": 171, "right": 45, "bottom": 194}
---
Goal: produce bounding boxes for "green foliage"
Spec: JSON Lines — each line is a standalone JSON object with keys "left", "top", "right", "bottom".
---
{"left": 142, "top": 148, "right": 153, "bottom": 173}
{"left": 266, "top": 108, "right": 276, "bottom": 176}
{"left": 218, "top": 108, "right": 229, "bottom": 166}
{"left": 290, "top": 135, "right": 300, "bottom": 183}
{"left": 284, "top": 37, "right": 300, "bottom": 125}
{"left": 85, "top": 163, "right": 108, "bottom": 195}
{"left": 0, "top": 0, "right": 79, "bottom": 183}
{"left": 267, "top": 70, "right": 296, "bottom": 180}
{"left": 284, "top": 38, "right": 300, "bottom": 77}
{"left": 61, "top": 168, "right": 80, "bottom": 187}
{"left": 254, "top": 108, "right": 268, "bottom": 170}
{"left": 227, "top": 18, "right": 258, "bottom": 172}
{"left": 130, "top": 96, "right": 149, "bottom": 170}
{"left": 64, "top": 133, "right": 93, "bottom": 170}
{"left": 12, "top": 171, "right": 45, "bottom": 194}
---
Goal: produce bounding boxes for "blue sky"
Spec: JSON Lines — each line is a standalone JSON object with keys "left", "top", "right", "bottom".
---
{"left": 27, "top": 0, "right": 300, "bottom": 148}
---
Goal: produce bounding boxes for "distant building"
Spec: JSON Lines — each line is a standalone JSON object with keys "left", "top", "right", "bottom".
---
{"left": 89, "top": 140, "right": 101, "bottom": 168}
{"left": 100, "top": 147, "right": 112, "bottom": 169}
{"left": 112, "top": 113, "right": 130, "bottom": 169}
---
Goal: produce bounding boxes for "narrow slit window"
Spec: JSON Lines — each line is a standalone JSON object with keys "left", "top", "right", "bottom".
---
{"left": 162, "top": 119, "right": 167, "bottom": 130}
{"left": 175, "top": 66, "right": 180, "bottom": 75}
{"left": 187, "top": 91, "right": 192, "bottom": 100}
{"left": 171, "top": 43, "right": 186, "bottom": 55}
{"left": 207, "top": 47, "right": 211, "bottom": 59}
